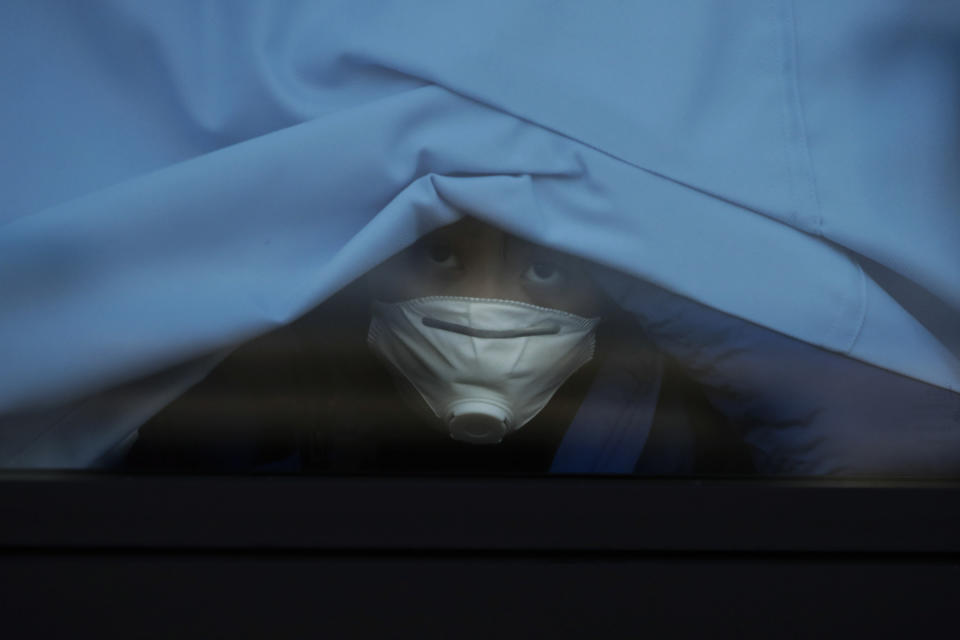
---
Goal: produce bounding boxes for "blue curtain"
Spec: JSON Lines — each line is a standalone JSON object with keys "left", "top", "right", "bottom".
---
{"left": 1, "top": 1, "right": 958, "bottom": 467}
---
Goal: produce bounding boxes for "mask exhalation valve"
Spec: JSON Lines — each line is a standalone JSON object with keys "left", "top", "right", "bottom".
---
{"left": 447, "top": 401, "right": 511, "bottom": 444}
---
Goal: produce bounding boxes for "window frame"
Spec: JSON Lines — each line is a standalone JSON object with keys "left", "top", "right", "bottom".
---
{"left": 2, "top": 473, "right": 958, "bottom": 553}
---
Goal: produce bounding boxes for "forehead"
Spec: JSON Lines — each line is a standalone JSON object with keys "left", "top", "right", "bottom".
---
{"left": 417, "top": 218, "right": 540, "bottom": 255}
{"left": 424, "top": 218, "right": 498, "bottom": 243}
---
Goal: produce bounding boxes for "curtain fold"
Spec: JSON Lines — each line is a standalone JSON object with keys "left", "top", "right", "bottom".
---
{"left": 1, "top": 1, "right": 957, "bottom": 466}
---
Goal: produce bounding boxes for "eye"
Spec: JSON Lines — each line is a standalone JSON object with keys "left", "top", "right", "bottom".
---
{"left": 523, "top": 260, "right": 564, "bottom": 286}
{"left": 425, "top": 243, "right": 461, "bottom": 269}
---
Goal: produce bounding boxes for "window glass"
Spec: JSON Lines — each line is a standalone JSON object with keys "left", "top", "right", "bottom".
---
{"left": 105, "top": 217, "right": 957, "bottom": 477}
{"left": 1, "top": 2, "right": 958, "bottom": 477}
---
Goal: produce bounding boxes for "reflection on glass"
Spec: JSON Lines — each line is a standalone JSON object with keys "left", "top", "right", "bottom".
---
{"left": 112, "top": 217, "right": 960, "bottom": 477}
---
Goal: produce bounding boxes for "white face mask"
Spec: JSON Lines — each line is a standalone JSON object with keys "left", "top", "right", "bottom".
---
{"left": 367, "top": 296, "right": 600, "bottom": 444}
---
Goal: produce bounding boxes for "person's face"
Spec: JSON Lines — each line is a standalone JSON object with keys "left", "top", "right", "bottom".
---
{"left": 366, "top": 218, "right": 604, "bottom": 317}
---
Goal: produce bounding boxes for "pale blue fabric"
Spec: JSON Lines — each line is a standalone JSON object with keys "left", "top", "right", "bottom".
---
{"left": 1, "top": 1, "right": 958, "bottom": 468}
{"left": 551, "top": 340, "right": 664, "bottom": 474}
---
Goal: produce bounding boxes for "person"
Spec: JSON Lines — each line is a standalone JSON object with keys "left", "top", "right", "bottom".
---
{"left": 123, "top": 216, "right": 960, "bottom": 477}
{"left": 122, "top": 217, "right": 752, "bottom": 474}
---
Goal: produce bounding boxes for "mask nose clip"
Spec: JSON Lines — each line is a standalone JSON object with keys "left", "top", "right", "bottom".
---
{"left": 422, "top": 317, "right": 560, "bottom": 338}
{"left": 446, "top": 400, "right": 513, "bottom": 444}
